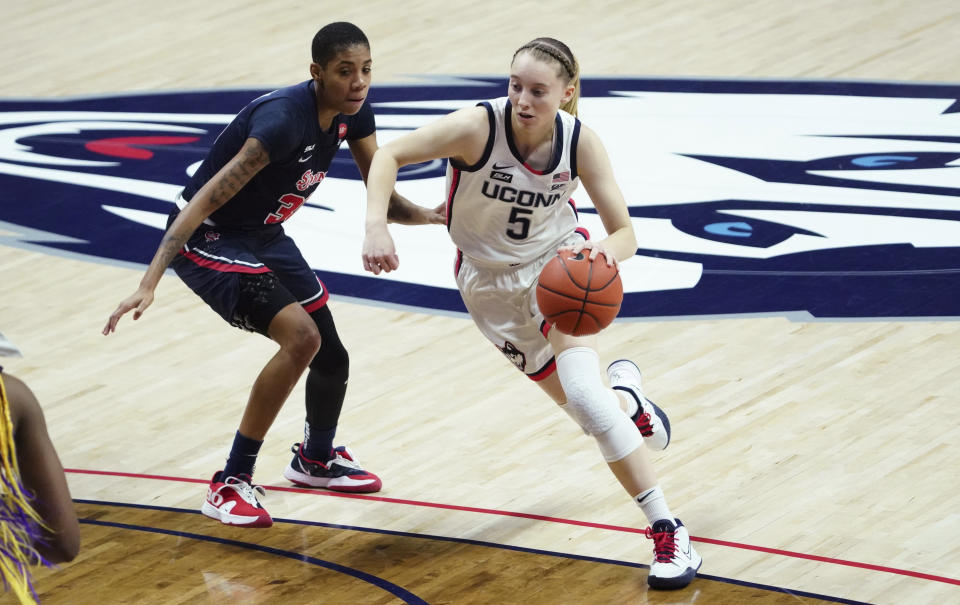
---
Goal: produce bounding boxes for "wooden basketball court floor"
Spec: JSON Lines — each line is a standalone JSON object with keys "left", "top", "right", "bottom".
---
{"left": 1, "top": 1, "right": 959, "bottom": 603}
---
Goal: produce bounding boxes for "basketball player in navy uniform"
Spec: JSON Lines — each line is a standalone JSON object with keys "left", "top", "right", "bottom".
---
{"left": 104, "top": 22, "right": 443, "bottom": 528}
{"left": 362, "top": 38, "right": 701, "bottom": 589}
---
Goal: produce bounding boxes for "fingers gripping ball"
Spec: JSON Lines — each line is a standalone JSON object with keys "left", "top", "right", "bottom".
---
{"left": 536, "top": 250, "right": 623, "bottom": 336}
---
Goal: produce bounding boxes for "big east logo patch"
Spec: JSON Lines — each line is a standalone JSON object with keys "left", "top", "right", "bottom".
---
{"left": 1, "top": 77, "right": 958, "bottom": 319}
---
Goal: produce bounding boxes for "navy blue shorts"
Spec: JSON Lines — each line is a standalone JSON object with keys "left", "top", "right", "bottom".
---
{"left": 170, "top": 219, "right": 328, "bottom": 334}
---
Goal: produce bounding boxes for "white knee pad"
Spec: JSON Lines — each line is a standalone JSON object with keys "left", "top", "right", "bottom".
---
{"left": 557, "top": 347, "right": 642, "bottom": 462}
{"left": 594, "top": 415, "right": 644, "bottom": 462}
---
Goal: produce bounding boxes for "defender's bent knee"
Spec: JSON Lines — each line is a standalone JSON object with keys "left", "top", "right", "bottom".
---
{"left": 307, "top": 306, "right": 348, "bottom": 379}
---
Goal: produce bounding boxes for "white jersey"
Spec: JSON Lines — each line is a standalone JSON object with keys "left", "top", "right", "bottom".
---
{"left": 445, "top": 97, "right": 586, "bottom": 266}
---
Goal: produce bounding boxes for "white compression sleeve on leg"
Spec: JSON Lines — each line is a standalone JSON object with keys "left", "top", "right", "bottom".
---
{"left": 594, "top": 414, "right": 645, "bottom": 462}
{"left": 556, "top": 347, "right": 618, "bottom": 434}
{"left": 556, "top": 347, "right": 643, "bottom": 462}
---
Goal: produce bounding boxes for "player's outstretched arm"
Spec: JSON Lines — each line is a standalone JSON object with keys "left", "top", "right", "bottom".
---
{"left": 348, "top": 134, "right": 445, "bottom": 226}
{"left": 102, "top": 138, "right": 270, "bottom": 334}
{"left": 361, "top": 106, "right": 489, "bottom": 274}
{"left": 361, "top": 142, "right": 401, "bottom": 275}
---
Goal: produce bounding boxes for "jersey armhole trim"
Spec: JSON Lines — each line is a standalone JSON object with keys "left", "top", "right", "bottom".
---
{"left": 449, "top": 101, "right": 495, "bottom": 172}
{"left": 570, "top": 118, "right": 582, "bottom": 180}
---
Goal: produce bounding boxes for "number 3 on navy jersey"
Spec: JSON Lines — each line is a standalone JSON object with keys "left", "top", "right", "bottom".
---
{"left": 506, "top": 207, "right": 532, "bottom": 240}
{"left": 265, "top": 193, "right": 306, "bottom": 224}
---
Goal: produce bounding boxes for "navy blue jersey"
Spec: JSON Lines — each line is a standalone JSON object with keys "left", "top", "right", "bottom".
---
{"left": 182, "top": 80, "right": 375, "bottom": 228}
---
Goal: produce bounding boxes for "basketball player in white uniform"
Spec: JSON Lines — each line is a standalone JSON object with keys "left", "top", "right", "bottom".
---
{"left": 362, "top": 38, "right": 702, "bottom": 590}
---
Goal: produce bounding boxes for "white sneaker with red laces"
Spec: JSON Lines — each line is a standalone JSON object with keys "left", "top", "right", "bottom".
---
{"left": 645, "top": 518, "right": 702, "bottom": 589}
{"left": 607, "top": 359, "right": 671, "bottom": 451}
{"left": 201, "top": 472, "right": 272, "bottom": 528}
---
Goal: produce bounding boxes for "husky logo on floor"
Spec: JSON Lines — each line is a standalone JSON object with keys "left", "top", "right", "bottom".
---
{"left": 1, "top": 78, "right": 958, "bottom": 320}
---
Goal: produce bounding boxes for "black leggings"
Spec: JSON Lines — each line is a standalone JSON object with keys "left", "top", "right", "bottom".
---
{"left": 305, "top": 305, "right": 349, "bottom": 430}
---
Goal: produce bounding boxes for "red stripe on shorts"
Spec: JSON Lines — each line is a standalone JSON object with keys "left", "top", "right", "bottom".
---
{"left": 302, "top": 283, "right": 330, "bottom": 313}
{"left": 179, "top": 250, "right": 271, "bottom": 274}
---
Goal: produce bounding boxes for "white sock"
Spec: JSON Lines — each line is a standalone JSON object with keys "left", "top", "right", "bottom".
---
{"left": 634, "top": 485, "right": 673, "bottom": 525}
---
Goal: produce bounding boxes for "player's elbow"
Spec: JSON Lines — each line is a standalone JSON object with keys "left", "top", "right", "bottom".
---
{"left": 40, "top": 530, "right": 80, "bottom": 563}
{"left": 53, "top": 537, "right": 81, "bottom": 564}
{"left": 377, "top": 141, "right": 423, "bottom": 173}
{"left": 372, "top": 145, "right": 400, "bottom": 169}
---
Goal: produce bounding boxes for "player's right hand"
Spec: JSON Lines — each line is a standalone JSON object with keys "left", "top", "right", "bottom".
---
{"left": 425, "top": 201, "right": 446, "bottom": 225}
{"left": 102, "top": 287, "right": 155, "bottom": 335}
{"left": 362, "top": 228, "right": 400, "bottom": 275}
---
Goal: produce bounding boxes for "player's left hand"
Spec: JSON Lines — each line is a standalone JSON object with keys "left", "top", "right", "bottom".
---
{"left": 559, "top": 240, "right": 619, "bottom": 269}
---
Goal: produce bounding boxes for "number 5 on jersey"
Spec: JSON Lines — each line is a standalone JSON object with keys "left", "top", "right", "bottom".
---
{"left": 507, "top": 207, "right": 532, "bottom": 240}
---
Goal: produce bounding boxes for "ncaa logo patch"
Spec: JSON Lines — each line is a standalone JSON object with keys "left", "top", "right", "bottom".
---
{"left": 1, "top": 77, "right": 958, "bottom": 320}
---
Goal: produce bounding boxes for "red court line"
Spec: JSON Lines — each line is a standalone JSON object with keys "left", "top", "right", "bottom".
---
{"left": 66, "top": 468, "right": 959, "bottom": 587}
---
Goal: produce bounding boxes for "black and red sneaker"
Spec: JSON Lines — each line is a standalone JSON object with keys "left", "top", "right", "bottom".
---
{"left": 282, "top": 443, "right": 382, "bottom": 493}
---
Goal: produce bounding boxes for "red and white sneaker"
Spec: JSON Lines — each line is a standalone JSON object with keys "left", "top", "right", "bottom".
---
{"left": 607, "top": 359, "right": 672, "bottom": 451}
{"left": 282, "top": 443, "right": 382, "bottom": 493}
{"left": 201, "top": 472, "right": 272, "bottom": 528}
{"left": 645, "top": 518, "right": 702, "bottom": 589}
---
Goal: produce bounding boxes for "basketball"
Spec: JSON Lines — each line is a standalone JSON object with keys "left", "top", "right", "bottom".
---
{"left": 536, "top": 249, "right": 623, "bottom": 336}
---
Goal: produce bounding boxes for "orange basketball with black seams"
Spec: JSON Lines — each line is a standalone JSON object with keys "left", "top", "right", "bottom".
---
{"left": 536, "top": 249, "right": 623, "bottom": 336}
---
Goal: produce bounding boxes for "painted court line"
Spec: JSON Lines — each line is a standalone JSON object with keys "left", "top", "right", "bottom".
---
{"left": 76, "top": 499, "right": 871, "bottom": 605}
{"left": 65, "top": 467, "right": 960, "bottom": 587}
{"left": 80, "top": 514, "right": 430, "bottom": 605}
